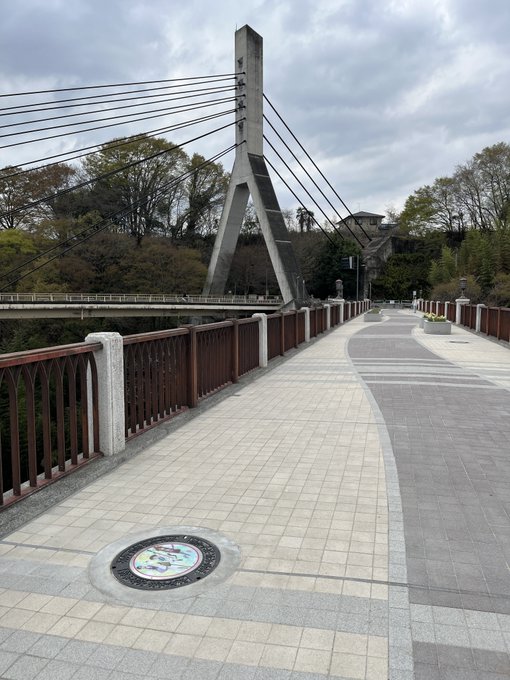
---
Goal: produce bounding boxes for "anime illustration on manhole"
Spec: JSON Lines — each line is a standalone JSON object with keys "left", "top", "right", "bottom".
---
{"left": 129, "top": 542, "right": 203, "bottom": 580}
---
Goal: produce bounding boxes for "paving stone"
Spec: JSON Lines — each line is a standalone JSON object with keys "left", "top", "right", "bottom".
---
{"left": 2, "top": 654, "right": 49, "bottom": 679}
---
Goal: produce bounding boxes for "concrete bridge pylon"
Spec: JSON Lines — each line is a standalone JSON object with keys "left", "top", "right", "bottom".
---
{"left": 202, "top": 25, "right": 308, "bottom": 308}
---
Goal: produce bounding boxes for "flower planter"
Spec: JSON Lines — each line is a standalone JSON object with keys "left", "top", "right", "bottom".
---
{"left": 364, "top": 312, "right": 383, "bottom": 322}
{"left": 423, "top": 320, "right": 451, "bottom": 335}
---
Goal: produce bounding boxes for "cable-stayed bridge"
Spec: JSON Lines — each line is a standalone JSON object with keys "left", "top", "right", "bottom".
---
{"left": 0, "top": 25, "right": 373, "bottom": 317}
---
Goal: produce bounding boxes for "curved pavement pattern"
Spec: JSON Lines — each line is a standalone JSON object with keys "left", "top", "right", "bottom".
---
{"left": 349, "top": 309, "right": 510, "bottom": 679}
{"left": 0, "top": 310, "right": 509, "bottom": 679}
{"left": 0, "top": 320, "right": 390, "bottom": 680}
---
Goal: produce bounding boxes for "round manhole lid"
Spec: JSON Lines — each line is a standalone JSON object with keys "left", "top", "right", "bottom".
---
{"left": 111, "top": 534, "right": 220, "bottom": 590}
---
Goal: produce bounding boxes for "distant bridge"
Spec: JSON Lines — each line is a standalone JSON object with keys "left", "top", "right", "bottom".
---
{"left": 0, "top": 292, "right": 283, "bottom": 319}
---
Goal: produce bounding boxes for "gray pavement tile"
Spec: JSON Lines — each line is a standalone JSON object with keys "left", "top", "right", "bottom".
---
{"left": 217, "top": 663, "right": 256, "bottom": 680}
{"left": 29, "top": 634, "right": 69, "bottom": 658}
{"left": 181, "top": 658, "right": 222, "bottom": 680}
{"left": 415, "top": 664, "right": 440, "bottom": 680}
{"left": 336, "top": 612, "right": 368, "bottom": 635}
{"left": 253, "top": 668, "right": 291, "bottom": 679}
{"left": 413, "top": 641, "right": 438, "bottom": 666}
{"left": 0, "top": 628, "right": 13, "bottom": 644}
{"left": 87, "top": 644, "right": 128, "bottom": 670}
{"left": 271, "top": 606, "right": 307, "bottom": 627}
{"left": 464, "top": 610, "right": 500, "bottom": 630}
{"left": 188, "top": 599, "right": 221, "bottom": 617}
{"left": 436, "top": 644, "right": 475, "bottom": 669}
{"left": 468, "top": 628, "right": 507, "bottom": 652}
{"left": 302, "top": 608, "right": 337, "bottom": 629}
{"left": 56, "top": 640, "right": 98, "bottom": 664}
{"left": 472, "top": 648, "right": 510, "bottom": 673}
{"left": 433, "top": 608, "right": 466, "bottom": 627}
{"left": 429, "top": 590, "right": 464, "bottom": 609}
{"left": 160, "top": 598, "right": 192, "bottom": 613}
{"left": 390, "top": 646, "right": 414, "bottom": 671}
{"left": 150, "top": 653, "right": 189, "bottom": 679}
{"left": 1, "top": 631, "right": 41, "bottom": 653}
{"left": 3, "top": 655, "right": 49, "bottom": 680}
{"left": 437, "top": 669, "right": 482, "bottom": 680}
{"left": 308, "top": 592, "right": 340, "bottom": 612}
{"left": 33, "top": 659, "right": 78, "bottom": 680}
{"left": 0, "top": 650, "right": 19, "bottom": 675}
{"left": 72, "top": 669, "right": 111, "bottom": 680}
{"left": 114, "top": 649, "right": 160, "bottom": 674}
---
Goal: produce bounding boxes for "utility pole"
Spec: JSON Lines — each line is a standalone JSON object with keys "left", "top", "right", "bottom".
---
{"left": 202, "top": 26, "right": 307, "bottom": 307}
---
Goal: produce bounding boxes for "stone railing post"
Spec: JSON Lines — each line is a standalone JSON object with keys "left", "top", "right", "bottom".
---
{"left": 85, "top": 332, "right": 125, "bottom": 456}
{"left": 301, "top": 307, "right": 311, "bottom": 342}
{"left": 325, "top": 304, "right": 331, "bottom": 330}
{"left": 476, "top": 304, "right": 485, "bottom": 332}
{"left": 444, "top": 301, "right": 449, "bottom": 320}
{"left": 338, "top": 300, "right": 345, "bottom": 324}
{"left": 455, "top": 297, "right": 470, "bottom": 325}
{"left": 253, "top": 313, "right": 268, "bottom": 367}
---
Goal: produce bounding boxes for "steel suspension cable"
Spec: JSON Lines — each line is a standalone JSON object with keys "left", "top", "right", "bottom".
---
{"left": 0, "top": 97, "right": 240, "bottom": 150}
{"left": 1, "top": 118, "right": 241, "bottom": 220}
{"left": 0, "top": 142, "right": 241, "bottom": 290}
{"left": 0, "top": 94, "right": 241, "bottom": 141}
{"left": 0, "top": 76, "right": 237, "bottom": 114}
{"left": 263, "top": 135, "right": 363, "bottom": 248}
{"left": 264, "top": 115, "right": 363, "bottom": 246}
{"left": 2, "top": 109, "right": 236, "bottom": 180}
{"left": 0, "top": 74, "right": 240, "bottom": 98}
{"left": 264, "top": 156, "right": 338, "bottom": 246}
{"left": 0, "top": 85, "right": 237, "bottom": 129}
{"left": 263, "top": 94, "right": 372, "bottom": 242}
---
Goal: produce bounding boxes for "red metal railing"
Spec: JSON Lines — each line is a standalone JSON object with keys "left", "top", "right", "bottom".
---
{"left": 123, "top": 329, "right": 189, "bottom": 438}
{"left": 424, "top": 301, "right": 510, "bottom": 342}
{"left": 267, "top": 313, "right": 283, "bottom": 360}
{"left": 0, "top": 343, "right": 101, "bottom": 507}
{"left": 2, "top": 303, "right": 365, "bottom": 506}
{"left": 238, "top": 318, "right": 260, "bottom": 376}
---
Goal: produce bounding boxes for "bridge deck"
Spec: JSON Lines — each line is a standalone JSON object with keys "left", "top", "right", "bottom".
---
{"left": 1, "top": 310, "right": 509, "bottom": 679}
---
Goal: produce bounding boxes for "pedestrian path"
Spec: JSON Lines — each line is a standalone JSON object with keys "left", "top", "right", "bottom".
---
{"left": 0, "top": 309, "right": 509, "bottom": 679}
{"left": 349, "top": 309, "right": 510, "bottom": 679}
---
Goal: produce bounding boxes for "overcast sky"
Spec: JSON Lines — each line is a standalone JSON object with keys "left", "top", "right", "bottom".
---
{"left": 1, "top": 0, "right": 509, "bottom": 219}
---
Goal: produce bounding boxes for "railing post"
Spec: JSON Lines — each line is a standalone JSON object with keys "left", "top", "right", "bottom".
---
{"left": 338, "top": 300, "right": 345, "bottom": 324}
{"left": 231, "top": 318, "right": 239, "bottom": 383}
{"left": 184, "top": 325, "right": 198, "bottom": 407}
{"left": 455, "top": 297, "right": 470, "bottom": 325}
{"left": 85, "top": 332, "right": 125, "bottom": 456}
{"left": 302, "top": 307, "right": 310, "bottom": 342}
{"left": 253, "top": 313, "right": 268, "bottom": 367}
{"left": 325, "top": 304, "right": 331, "bottom": 330}
{"left": 444, "top": 301, "right": 449, "bottom": 320}
{"left": 475, "top": 304, "right": 485, "bottom": 333}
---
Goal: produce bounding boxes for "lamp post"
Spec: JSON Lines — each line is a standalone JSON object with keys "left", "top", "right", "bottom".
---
{"left": 459, "top": 276, "right": 467, "bottom": 298}
{"left": 455, "top": 276, "right": 469, "bottom": 324}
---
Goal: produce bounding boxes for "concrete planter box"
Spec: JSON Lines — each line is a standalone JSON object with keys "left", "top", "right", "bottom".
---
{"left": 423, "top": 320, "right": 451, "bottom": 335}
{"left": 419, "top": 317, "right": 426, "bottom": 328}
{"left": 364, "top": 312, "right": 383, "bottom": 322}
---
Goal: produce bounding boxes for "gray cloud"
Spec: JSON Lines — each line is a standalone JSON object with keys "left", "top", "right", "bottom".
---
{"left": 1, "top": 0, "right": 509, "bottom": 217}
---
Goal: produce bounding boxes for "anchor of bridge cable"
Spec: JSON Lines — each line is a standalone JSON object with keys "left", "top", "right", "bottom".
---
{"left": 202, "top": 25, "right": 309, "bottom": 309}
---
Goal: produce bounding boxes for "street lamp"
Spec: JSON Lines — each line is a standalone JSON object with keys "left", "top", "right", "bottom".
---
{"left": 459, "top": 276, "right": 467, "bottom": 298}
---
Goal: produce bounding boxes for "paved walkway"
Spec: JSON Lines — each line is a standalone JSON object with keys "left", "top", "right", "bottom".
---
{"left": 0, "top": 309, "right": 509, "bottom": 679}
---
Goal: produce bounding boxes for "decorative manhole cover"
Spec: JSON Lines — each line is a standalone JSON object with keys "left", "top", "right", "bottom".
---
{"left": 449, "top": 340, "right": 469, "bottom": 344}
{"left": 111, "top": 535, "right": 221, "bottom": 590}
